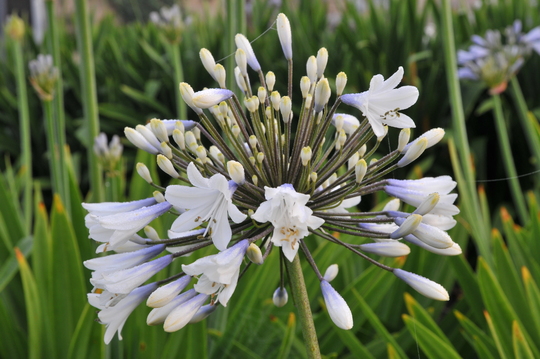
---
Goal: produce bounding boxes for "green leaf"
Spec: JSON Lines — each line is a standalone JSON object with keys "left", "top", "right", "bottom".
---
{"left": 15, "top": 247, "right": 42, "bottom": 359}
{"left": 276, "top": 313, "right": 296, "bottom": 359}
{"left": 120, "top": 85, "right": 170, "bottom": 115}
{"left": 513, "top": 321, "right": 535, "bottom": 359}
{"left": 0, "top": 236, "right": 32, "bottom": 293}
{"left": 454, "top": 310, "right": 497, "bottom": 358}
{"left": 402, "top": 314, "right": 461, "bottom": 359}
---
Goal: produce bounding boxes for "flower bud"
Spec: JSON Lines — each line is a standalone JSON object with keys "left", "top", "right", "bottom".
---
{"left": 125, "top": 127, "right": 159, "bottom": 154}
{"left": 153, "top": 191, "right": 166, "bottom": 203}
{"left": 231, "top": 125, "right": 241, "bottom": 138}
{"left": 273, "top": 287, "right": 288, "bottom": 307}
{"left": 355, "top": 159, "right": 367, "bottom": 184}
{"left": 246, "top": 243, "right": 263, "bottom": 264}
{"left": 348, "top": 153, "right": 359, "bottom": 170}
{"left": 413, "top": 193, "right": 440, "bottom": 215}
{"left": 316, "top": 48, "right": 328, "bottom": 79}
{"left": 300, "top": 76, "right": 311, "bottom": 98}
{"left": 209, "top": 146, "right": 224, "bottom": 166}
{"left": 199, "top": 48, "right": 217, "bottom": 80}
{"left": 305, "top": 94, "right": 312, "bottom": 108}
{"left": 358, "top": 144, "right": 367, "bottom": 158}
{"left": 334, "top": 115, "right": 344, "bottom": 132}
{"left": 188, "top": 304, "right": 218, "bottom": 324}
{"left": 336, "top": 130, "right": 346, "bottom": 150}
{"left": 271, "top": 91, "right": 281, "bottom": 111}
{"left": 147, "top": 289, "right": 197, "bottom": 326}
{"left": 359, "top": 242, "right": 411, "bottom": 257}
{"left": 6, "top": 15, "right": 25, "bottom": 41}
{"left": 192, "top": 88, "right": 234, "bottom": 109}
{"left": 147, "top": 276, "right": 192, "bottom": 308}
{"left": 336, "top": 72, "right": 347, "bottom": 96}
{"left": 390, "top": 214, "right": 423, "bottom": 239}
{"left": 306, "top": 56, "right": 317, "bottom": 84}
{"left": 310, "top": 172, "right": 318, "bottom": 183}
{"left": 397, "top": 137, "right": 428, "bottom": 167}
{"left": 276, "top": 13, "right": 292, "bottom": 60}
{"left": 227, "top": 161, "right": 245, "bottom": 185}
{"left": 402, "top": 128, "right": 445, "bottom": 154}
{"left": 172, "top": 129, "right": 185, "bottom": 150}
{"left": 159, "top": 142, "right": 172, "bottom": 159}
{"left": 393, "top": 269, "right": 449, "bottom": 301}
{"left": 249, "top": 135, "right": 258, "bottom": 150}
{"left": 266, "top": 71, "right": 276, "bottom": 91}
{"left": 235, "top": 48, "right": 248, "bottom": 77}
{"left": 163, "top": 293, "right": 209, "bottom": 332}
{"left": 136, "top": 163, "right": 153, "bottom": 184}
{"left": 323, "top": 264, "right": 339, "bottom": 282}
{"left": 397, "top": 128, "right": 410, "bottom": 152}
{"left": 256, "top": 152, "right": 264, "bottom": 164}
{"left": 150, "top": 119, "right": 169, "bottom": 143}
{"left": 377, "top": 126, "right": 389, "bottom": 142}
{"left": 144, "top": 225, "right": 160, "bottom": 241}
{"left": 194, "top": 146, "right": 206, "bottom": 160}
{"left": 213, "top": 64, "right": 226, "bottom": 88}
{"left": 244, "top": 96, "right": 260, "bottom": 113}
{"left": 235, "top": 33, "right": 261, "bottom": 72}
{"left": 320, "top": 280, "right": 353, "bottom": 330}
{"left": 301, "top": 147, "right": 312, "bottom": 166}
{"left": 314, "top": 78, "right": 331, "bottom": 113}
{"left": 234, "top": 67, "right": 248, "bottom": 93}
{"left": 252, "top": 175, "right": 258, "bottom": 186}
{"left": 180, "top": 83, "right": 203, "bottom": 114}
{"left": 157, "top": 154, "right": 180, "bottom": 178}
{"left": 280, "top": 96, "right": 292, "bottom": 123}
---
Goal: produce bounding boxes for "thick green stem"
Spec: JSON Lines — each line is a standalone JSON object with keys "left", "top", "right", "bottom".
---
{"left": 509, "top": 78, "right": 540, "bottom": 184}
{"left": 43, "top": 100, "right": 62, "bottom": 196}
{"left": 492, "top": 94, "right": 528, "bottom": 224}
{"left": 440, "top": 0, "right": 491, "bottom": 260}
{"left": 170, "top": 43, "right": 187, "bottom": 119}
{"left": 12, "top": 36, "right": 32, "bottom": 234}
{"left": 285, "top": 255, "right": 321, "bottom": 359}
{"left": 46, "top": 0, "right": 70, "bottom": 214}
{"left": 74, "top": 0, "right": 104, "bottom": 202}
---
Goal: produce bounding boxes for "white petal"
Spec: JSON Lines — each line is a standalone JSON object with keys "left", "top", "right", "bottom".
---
{"left": 320, "top": 280, "right": 353, "bottom": 330}
{"left": 393, "top": 269, "right": 449, "bottom": 301}
{"left": 164, "top": 293, "right": 209, "bottom": 332}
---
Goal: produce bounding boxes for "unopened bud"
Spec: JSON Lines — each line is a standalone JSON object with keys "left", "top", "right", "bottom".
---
{"left": 306, "top": 56, "right": 317, "bottom": 83}
{"left": 180, "top": 83, "right": 203, "bottom": 114}
{"left": 355, "top": 159, "right": 367, "bottom": 183}
{"left": 310, "top": 172, "right": 318, "bottom": 183}
{"left": 314, "top": 78, "right": 331, "bottom": 113}
{"left": 270, "top": 91, "right": 281, "bottom": 111}
{"left": 391, "top": 214, "right": 423, "bottom": 239}
{"left": 323, "top": 264, "right": 339, "bottom": 282}
{"left": 153, "top": 191, "right": 165, "bottom": 203}
{"left": 195, "top": 146, "right": 207, "bottom": 160}
{"left": 160, "top": 142, "right": 173, "bottom": 159}
{"left": 213, "top": 64, "right": 226, "bottom": 88}
{"left": 348, "top": 153, "right": 359, "bottom": 170}
{"left": 257, "top": 152, "right": 264, "bottom": 164}
{"left": 235, "top": 33, "right": 261, "bottom": 72}
{"left": 200, "top": 48, "right": 217, "bottom": 80}
{"left": 358, "top": 144, "right": 367, "bottom": 158}
{"left": 359, "top": 242, "right": 411, "bottom": 257}
{"left": 249, "top": 135, "right": 258, "bottom": 149}
{"left": 413, "top": 193, "right": 440, "bottom": 215}
{"left": 280, "top": 96, "right": 292, "bottom": 123}
{"left": 235, "top": 48, "right": 248, "bottom": 76}
{"left": 316, "top": 48, "right": 328, "bottom": 79}
{"left": 246, "top": 243, "right": 263, "bottom": 264}
{"left": 136, "top": 163, "right": 153, "bottom": 183}
{"left": 252, "top": 175, "right": 258, "bottom": 186}
{"left": 244, "top": 96, "right": 259, "bottom": 113}
{"left": 192, "top": 88, "right": 234, "bottom": 109}
{"left": 336, "top": 72, "right": 347, "bottom": 96}
{"left": 393, "top": 269, "right": 449, "bottom": 301}
{"left": 6, "top": 15, "right": 25, "bottom": 41}
{"left": 397, "top": 137, "right": 428, "bottom": 167}
{"left": 209, "top": 146, "right": 224, "bottom": 165}
{"left": 336, "top": 130, "right": 346, "bottom": 150}
{"left": 157, "top": 154, "right": 180, "bottom": 178}
{"left": 276, "top": 13, "right": 292, "bottom": 60}
{"left": 266, "top": 71, "right": 276, "bottom": 91}
{"left": 398, "top": 128, "right": 410, "bottom": 152}
{"left": 300, "top": 76, "right": 311, "bottom": 98}
{"left": 227, "top": 161, "right": 245, "bottom": 185}
{"left": 234, "top": 67, "right": 248, "bottom": 93}
{"left": 273, "top": 287, "right": 288, "bottom": 307}
{"left": 151, "top": 119, "right": 169, "bottom": 143}
{"left": 173, "top": 129, "right": 185, "bottom": 150}
{"left": 301, "top": 147, "right": 312, "bottom": 166}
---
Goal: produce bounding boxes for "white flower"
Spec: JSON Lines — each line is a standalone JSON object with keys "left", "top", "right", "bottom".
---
{"left": 164, "top": 293, "right": 209, "bottom": 332}
{"left": 320, "top": 280, "right": 353, "bottom": 330}
{"left": 84, "top": 244, "right": 166, "bottom": 273}
{"left": 147, "top": 275, "right": 192, "bottom": 308}
{"left": 96, "top": 283, "right": 158, "bottom": 344}
{"left": 252, "top": 184, "right": 324, "bottom": 262}
{"left": 358, "top": 242, "right": 411, "bottom": 257}
{"left": 165, "top": 162, "right": 247, "bottom": 250}
{"left": 91, "top": 255, "right": 173, "bottom": 294}
{"left": 84, "top": 200, "right": 172, "bottom": 248}
{"left": 340, "top": 67, "right": 419, "bottom": 137}
{"left": 393, "top": 269, "right": 449, "bottom": 301}
{"left": 147, "top": 289, "right": 197, "bottom": 325}
{"left": 182, "top": 239, "right": 249, "bottom": 306}
{"left": 191, "top": 89, "right": 234, "bottom": 109}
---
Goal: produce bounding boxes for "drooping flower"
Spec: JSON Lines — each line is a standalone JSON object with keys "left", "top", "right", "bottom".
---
{"left": 340, "top": 67, "right": 419, "bottom": 137}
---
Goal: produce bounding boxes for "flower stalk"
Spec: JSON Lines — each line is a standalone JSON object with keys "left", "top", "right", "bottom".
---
{"left": 285, "top": 255, "right": 321, "bottom": 359}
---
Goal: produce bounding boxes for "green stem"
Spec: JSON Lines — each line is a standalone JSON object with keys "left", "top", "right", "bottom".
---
{"left": 74, "top": 0, "right": 104, "bottom": 202}
{"left": 440, "top": 0, "right": 491, "bottom": 260}
{"left": 12, "top": 35, "right": 32, "bottom": 234}
{"left": 284, "top": 255, "right": 321, "bottom": 359}
{"left": 492, "top": 94, "right": 528, "bottom": 224}
{"left": 43, "top": 100, "right": 62, "bottom": 196}
{"left": 509, "top": 78, "right": 540, "bottom": 184}
{"left": 46, "top": 0, "right": 70, "bottom": 215}
{"left": 170, "top": 43, "right": 187, "bottom": 119}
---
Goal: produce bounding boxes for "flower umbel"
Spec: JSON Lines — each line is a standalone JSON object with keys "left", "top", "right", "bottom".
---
{"left": 83, "top": 13, "right": 460, "bottom": 343}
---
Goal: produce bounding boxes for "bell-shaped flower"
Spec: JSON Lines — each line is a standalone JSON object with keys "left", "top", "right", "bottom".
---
{"left": 164, "top": 293, "right": 209, "bottom": 332}
{"left": 84, "top": 199, "right": 172, "bottom": 248}
{"left": 252, "top": 184, "right": 325, "bottom": 262}
{"left": 165, "top": 162, "right": 247, "bottom": 250}
{"left": 84, "top": 244, "right": 166, "bottom": 273}
{"left": 182, "top": 239, "right": 249, "bottom": 306}
{"left": 92, "top": 255, "right": 173, "bottom": 294}
{"left": 320, "top": 280, "right": 353, "bottom": 330}
{"left": 340, "top": 67, "right": 418, "bottom": 137}
{"left": 97, "top": 283, "right": 158, "bottom": 344}
{"left": 393, "top": 269, "right": 449, "bottom": 301}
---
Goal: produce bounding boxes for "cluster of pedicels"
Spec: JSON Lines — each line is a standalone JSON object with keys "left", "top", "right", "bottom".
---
{"left": 83, "top": 13, "right": 461, "bottom": 344}
{"left": 458, "top": 20, "right": 540, "bottom": 94}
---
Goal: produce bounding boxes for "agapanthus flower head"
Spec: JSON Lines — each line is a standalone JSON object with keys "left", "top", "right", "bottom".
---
{"left": 149, "top": 4, "right": 185, "bottom": 43}
{"left": 94, "top": 133, "right": 123, "bottom": 172}
{"left": 458, "top": 20, "right": 540, "bottom": 94}
{"left": 29, "top": 54, "right": 59, "bottom": 101}
{"left": 83, "top": 13, "right": 459, "bottom": 343}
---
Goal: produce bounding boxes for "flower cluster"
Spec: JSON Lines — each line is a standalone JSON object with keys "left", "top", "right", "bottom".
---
{"left": 94, "top": 133, "right": 123, "bottom": 172}
{"left": 458, "top": 20, "right": 540, "bottom": 94}
{"left": 149, "top": 4, "right": 185, "bottom": 44}
{"left": 28, "top": 54, "right": 59, "bottom": 101}
{"left": 83, "top": 13, "right": 460, "bottom": 343}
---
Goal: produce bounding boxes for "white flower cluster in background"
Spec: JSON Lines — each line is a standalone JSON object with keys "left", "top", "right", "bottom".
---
{"left": 83, "top": 13, "right": 461, "bottom": 343}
